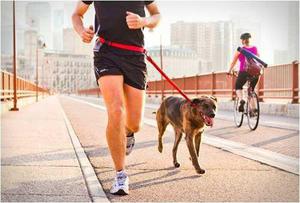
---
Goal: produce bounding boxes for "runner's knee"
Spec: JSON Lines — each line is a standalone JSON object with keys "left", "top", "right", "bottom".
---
{"left": 107, "top": 105, "right": 125, "bottom": 123}
{"left": 127, "top": 121, "right": 143, "bottom": 133}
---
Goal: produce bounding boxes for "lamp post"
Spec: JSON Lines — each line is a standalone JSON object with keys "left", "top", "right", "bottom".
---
{"left": 36, "top": 38, "right": 46, "bottom": 102}
{"left": 160, "top": 34, "right": 164, "bottom": 102}
{"left": 10, "top": 0, "right": 19, "bottom": 111}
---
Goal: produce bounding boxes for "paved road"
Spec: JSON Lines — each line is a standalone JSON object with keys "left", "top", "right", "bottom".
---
{"left": 71, "top": 95, "right": 299, "bottom": 158}
{"left": 60, "top": 95, "right": 299, "bottom": 202}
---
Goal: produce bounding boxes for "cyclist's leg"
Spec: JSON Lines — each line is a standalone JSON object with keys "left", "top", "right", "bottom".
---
{"left": 98, "top": 75, "right": 126, "bottom": 171}
{"left": 249, "top": 76, "right": 259, "bottom": 111}
{"left": 235, "top": 72, "right": 248, "bottom": 101}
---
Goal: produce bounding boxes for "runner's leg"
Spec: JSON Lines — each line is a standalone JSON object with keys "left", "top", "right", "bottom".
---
{"left": 98, "top": 75, "right": 126, "bottom": 171}
{"left": 123, "top": 83, "right": 146, "bottom": 134}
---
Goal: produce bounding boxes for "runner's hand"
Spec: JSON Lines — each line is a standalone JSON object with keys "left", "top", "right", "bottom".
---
{"left": 80, "top": 25, "right": 94, "bottom": 43}
{"left": 126, "top": 11, "right": 147, "bottom": 29}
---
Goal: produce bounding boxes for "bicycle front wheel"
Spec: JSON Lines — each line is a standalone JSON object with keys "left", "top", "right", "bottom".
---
{"left": 247, "top": 92, "right": 260, "bottom": 130}
{"left": 234, "top": 98, "right": 244, "bottom": 127}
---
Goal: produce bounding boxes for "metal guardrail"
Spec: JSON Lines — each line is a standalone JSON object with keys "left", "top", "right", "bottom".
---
{"left": 1, "top": 70, "right": 49, "bottom": 101}
{"left": 77, "top": 61, "right": 299, "bottom": 103}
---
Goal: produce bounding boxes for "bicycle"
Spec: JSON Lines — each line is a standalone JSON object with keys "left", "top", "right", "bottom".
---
{"left": 233, "top": 73, "right": 260, "bottom": 130}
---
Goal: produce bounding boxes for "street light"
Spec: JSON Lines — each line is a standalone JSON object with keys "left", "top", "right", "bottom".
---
{"left": 10, "top": 0, "right": 19, "bottom": 111}
{"left": 36, "top": 38, "right": 46, "bottom": 102}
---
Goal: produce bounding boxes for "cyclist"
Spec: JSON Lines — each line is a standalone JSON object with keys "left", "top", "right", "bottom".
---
{"left": 227, "top": 33, "right": 260, "bottom": 113}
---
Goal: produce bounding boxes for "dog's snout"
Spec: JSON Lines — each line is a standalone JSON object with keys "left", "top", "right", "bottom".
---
{"left": 209, "top": 112, "right": 215, "bottom": 118}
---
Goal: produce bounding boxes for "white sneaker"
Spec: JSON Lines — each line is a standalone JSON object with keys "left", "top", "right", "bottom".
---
{"left": 110, "top": 171, "right": 129, "bottom": 195}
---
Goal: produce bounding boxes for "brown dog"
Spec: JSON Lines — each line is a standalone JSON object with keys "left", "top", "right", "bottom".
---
{"left": 156, "top": 95, "right": 217, "bottom": 174}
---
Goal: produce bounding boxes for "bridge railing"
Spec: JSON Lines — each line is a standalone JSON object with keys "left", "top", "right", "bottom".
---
{"left": 78, "top": 61, "right": 299, "bottom": 103}
{"left": 0, "top": 70, "right": 50, "bottom": 101}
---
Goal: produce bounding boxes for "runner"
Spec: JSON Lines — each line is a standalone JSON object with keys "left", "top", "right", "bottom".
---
{"left": 72, "top": 1, "right": 160, "bottom": 195}
{"left": 227, "top": 33, "right": 260, "bottom": 113}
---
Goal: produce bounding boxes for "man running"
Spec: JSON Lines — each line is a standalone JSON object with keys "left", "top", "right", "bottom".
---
{"left": 72, "top": 1, "right": 160, "bottom": 195}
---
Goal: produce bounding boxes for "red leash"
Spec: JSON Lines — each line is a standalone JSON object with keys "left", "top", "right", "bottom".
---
{"left": 98, "top": 37, "right": 193, "bottom": 104}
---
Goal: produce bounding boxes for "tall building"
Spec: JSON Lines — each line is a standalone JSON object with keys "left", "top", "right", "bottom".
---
{"left": 171, "top": 21, "right": 233, "bottom": 72}
{"left": 63, "top": 28, "right": 93, "bottom": 56}
{"left": 26, "top": 2, "right": 52, "bottom": 49}
{"left": 1, "top": 1, "right": 13, "bottom": 55}
{"left": 146, "top": 46, "right": 202, "bottom": 80}
{"left": 43, "top": 51, "right": 94, "bottom": 93}
{"left": 288, "top": 1, "right": 299, "bottom": 62}
{"left": 23, "top": 30, "right": 38, "bottom": 81}
{"left": 52, "top": 9, "right": 64, "bottom": 50}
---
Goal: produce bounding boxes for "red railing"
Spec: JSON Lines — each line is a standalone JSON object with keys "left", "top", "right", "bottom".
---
{"left": 1, "top": 70, "right": 50, "bottom": 100}
{"left": 78, "top": 61, "right": 299, "bottom": 103}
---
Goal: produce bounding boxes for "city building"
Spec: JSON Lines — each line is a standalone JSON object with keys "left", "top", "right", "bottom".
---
{"left": 171, "top": 21, "right": 234, "bottom": 72}
{"left": 52, "top": 9, "right": 64, "bottom": 51}
{"left": 25, "top": 2, "right": 52, "bottom": 49}
{"left": 273, "top": 50, "right": 289, "bottom": 65}
{"left": 42, "top": 51, "right": 94, "bottom": 93}
{"left": 63, "top": 28, "right": 93, "bottom": 57}
{"left": 146, "top": 46, "right": 203, "bottom": 81}
{"left": 288, "top": 1, "right": 299, "bottom": 62}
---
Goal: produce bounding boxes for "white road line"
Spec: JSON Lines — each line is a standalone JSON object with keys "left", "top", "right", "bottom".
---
{"left": 65, "top": 95, "right": 299, "bottom": 175}
{"left": 59, "top": 97, "right": 109, "bottom": 202}
{"left": 71, "top": 95, "right": 299, "bottom": 131}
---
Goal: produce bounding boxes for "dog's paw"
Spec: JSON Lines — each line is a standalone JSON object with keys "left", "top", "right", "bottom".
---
{"left": 196, "top": 168, "right": 206, "bottom": 174}
{"left": 158, "top": 145, "right": 163, "bottom": 153}
{"left": 174, "top": 162, "right": 180, "bottom": 168}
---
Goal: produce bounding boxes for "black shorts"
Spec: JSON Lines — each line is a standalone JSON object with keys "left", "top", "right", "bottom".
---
{"left": 235, "top": 71, "right": 259, "bottom": 90}
{"left": 93, "top": 49, "right": 148, "bottom": 90}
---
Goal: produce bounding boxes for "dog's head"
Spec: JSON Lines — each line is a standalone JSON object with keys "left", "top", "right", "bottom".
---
{"left": 191, "top": 96, "right": 218, "bottom": 127}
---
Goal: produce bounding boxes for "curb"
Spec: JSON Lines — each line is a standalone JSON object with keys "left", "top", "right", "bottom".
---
{"left": 59, "top": 97, "right": 110, "bottom": 202}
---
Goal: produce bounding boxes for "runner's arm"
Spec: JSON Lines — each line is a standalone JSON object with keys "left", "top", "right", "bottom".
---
{"left": 72, "top": 1, "right": 94, "bottom": 43}
{"left": 144, "top": 2, "right": 161, "bottom": 29}
{"left": 126, "top": 2, "right": 161, "bottom": 29}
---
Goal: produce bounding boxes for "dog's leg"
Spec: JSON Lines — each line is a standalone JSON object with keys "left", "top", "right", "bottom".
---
{"left": 156, "top": 109, "right": 168, "bottom": 153}
{"left": 172, "top": 128, "right": 183, "bottom": 168}
{"left": 185, "top": 133, "right": 205, "bottom": 174}
{"left": 195, "top": 131, "right": 203, "bottom": 158}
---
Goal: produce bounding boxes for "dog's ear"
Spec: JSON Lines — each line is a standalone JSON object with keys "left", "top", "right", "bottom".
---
{"left": 210, "top": 96, "right": 217, "bottom": 102}
{"left": 191, "top": 98, "right": 202, "bottom": 105}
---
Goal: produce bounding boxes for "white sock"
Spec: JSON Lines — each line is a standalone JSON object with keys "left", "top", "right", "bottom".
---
{"left": 116, "top": 170, "right": 126, "bottom": 177}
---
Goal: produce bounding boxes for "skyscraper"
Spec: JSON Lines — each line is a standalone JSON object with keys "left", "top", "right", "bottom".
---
{"left": 288, "top": 1, "right": 299, "bottom": 62}
{"left": 171, "top": 21, "right": 233, "bottom": 72}
{"left": 63, "top": 28, "right": 93, "bottom": 56}
{"left": 26, "top": 2, "right": 52, "bottom": 49}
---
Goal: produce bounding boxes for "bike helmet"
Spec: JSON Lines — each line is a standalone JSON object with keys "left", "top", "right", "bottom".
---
{"left": 240, "top": 33, "right": 251, "bottom": 40}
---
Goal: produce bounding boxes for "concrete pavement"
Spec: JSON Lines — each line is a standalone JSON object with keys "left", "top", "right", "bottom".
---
{"left": 1, "top": 96, "right": 106, "bottom": 202}
{"left": 60, "top": 95, "right": 299, "bottom": 202}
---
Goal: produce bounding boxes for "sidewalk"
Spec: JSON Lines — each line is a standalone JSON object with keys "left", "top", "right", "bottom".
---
{"left": 1, "top": 96, "right": 106, "bottom": 202}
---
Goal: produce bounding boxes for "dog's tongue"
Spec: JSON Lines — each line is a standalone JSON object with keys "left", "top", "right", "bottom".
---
{"left": 204, "top": 115, "right": 214, "bottom": 127}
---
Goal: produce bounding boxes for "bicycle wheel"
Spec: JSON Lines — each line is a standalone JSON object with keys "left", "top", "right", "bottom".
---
{"left": 247, "top": 92, "right": 260, "bottom": 130}
{"left": 234, "top": 97, "right": 244, "bottom": 127}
